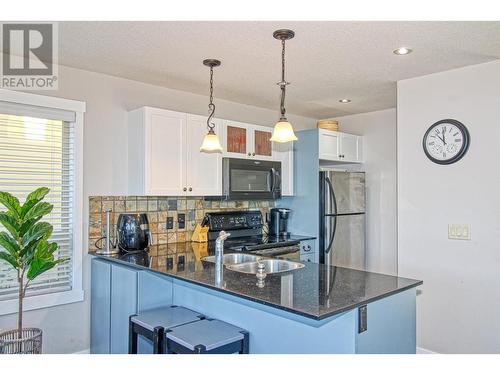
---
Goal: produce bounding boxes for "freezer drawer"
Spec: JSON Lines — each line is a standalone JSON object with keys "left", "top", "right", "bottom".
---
{"left": 323, "top": 214, "right": 366, "bottom": 270}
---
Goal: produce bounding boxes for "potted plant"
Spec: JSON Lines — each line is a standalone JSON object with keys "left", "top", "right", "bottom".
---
{"left": 0, "top": 187, "right": 68, "bottom": 354}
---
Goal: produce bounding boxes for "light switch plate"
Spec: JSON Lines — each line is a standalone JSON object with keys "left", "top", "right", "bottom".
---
{"left": 448, "top": 224, "right": 471, "bottom": 240}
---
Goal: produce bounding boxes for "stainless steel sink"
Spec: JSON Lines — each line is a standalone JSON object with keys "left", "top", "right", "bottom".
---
{"left": 226, "top": 259, "right": 305, "bottom": 275}
{"left": 201, "top": 253, "right": 263, "bottom": 265}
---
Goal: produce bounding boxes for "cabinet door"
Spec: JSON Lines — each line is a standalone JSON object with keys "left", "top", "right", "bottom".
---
{"left": 300, "top": 252, "right": 317, "bottom": 263}
{"left": 110, "top": 265, "right": 138, "bottom": 354}
{"left": 223, "top": 120, "right": 249, "bottom": 158}
{"left": 186, "top": 114, "right": 222, "bottom": 196}
{"left": 252, "top": 126, "right": 274, "bottom": 160}
{"left": 319, "top": 130, "right": 341, "bottom": 161}
{"left": 90, "top": 258, "right": 111, "bottom": 354}
{"left": 145, "top": 108, "right": 187, "bottom": 195}
{"left": 274, "top": 140, "right": 293, "bottom": 196}
{"left": 340, "top": 133, "right": 361, "bottom": 162}
{"left": 300, "top": 240, "right": 317, "bottom": 263}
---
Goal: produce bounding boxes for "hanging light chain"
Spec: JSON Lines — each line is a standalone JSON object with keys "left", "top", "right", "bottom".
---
{"left": 207, "top": 65, "right": 216, "bottom": 132}
{"left": 278, "top": 38, "right": 289, "bottom": 120}
{"left": 281, "top": 39, "right": 286, "bottom": 83}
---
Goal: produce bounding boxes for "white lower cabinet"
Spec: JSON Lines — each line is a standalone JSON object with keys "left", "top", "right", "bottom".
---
{"left": 300, "top": 240, "right": 317, "bottom": 263}
{"left": 128, "top": 107, "right": 222, "bottom": 196}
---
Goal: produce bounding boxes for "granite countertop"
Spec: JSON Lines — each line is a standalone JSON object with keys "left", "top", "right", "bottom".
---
{"left": 89, "top": 242, "right": 422, "bottom": 321}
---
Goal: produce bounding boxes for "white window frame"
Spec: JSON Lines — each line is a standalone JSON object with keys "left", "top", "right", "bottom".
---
{"left": 0, "top": 89, "right": 85, "bottom": 314}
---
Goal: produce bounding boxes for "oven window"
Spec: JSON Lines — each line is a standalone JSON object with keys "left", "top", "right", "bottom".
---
{"left": 231, "top": 169, "right": 269, "bottom": 192}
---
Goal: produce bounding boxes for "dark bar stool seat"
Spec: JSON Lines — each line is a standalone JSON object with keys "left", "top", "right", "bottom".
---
{"left": 129, "top": 305, "right": 204, "bottom": 354}
{"left": 165, "top": 318, "right": 249, "bottom": 354}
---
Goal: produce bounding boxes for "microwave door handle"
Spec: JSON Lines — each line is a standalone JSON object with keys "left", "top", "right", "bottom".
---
{"left": 274, "top": 170, "right": 281, "bottom": 191}
{"left": 269, "top": 168, "right": 276, "bottom": 192}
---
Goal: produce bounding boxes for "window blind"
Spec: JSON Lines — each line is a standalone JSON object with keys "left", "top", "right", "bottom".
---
{"left": 0, "top": 109, "right": 74, "bottom": 301}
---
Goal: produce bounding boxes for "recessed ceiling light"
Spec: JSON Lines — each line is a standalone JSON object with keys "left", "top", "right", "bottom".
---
{"left": 393, "top": 47, "right": 413, "bottom": 55}
{"left": 339, "top": 99, "right": 351, "bottom": 103}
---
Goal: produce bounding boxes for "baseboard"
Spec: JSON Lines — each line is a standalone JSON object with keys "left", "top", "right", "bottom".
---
{"left": 72, "top": 348, "right": 90, "bottom": 354}
{"left": 417, "top": 346, "right": 438, "bottom": 354}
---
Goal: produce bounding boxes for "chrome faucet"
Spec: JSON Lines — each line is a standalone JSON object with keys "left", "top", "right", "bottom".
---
{"left": 215, "top": 230, "right": 230, "bottom": 286}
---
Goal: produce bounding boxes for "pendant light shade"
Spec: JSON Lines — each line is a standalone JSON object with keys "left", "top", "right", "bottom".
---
{"left": 270, "top": 119, "right": 298, "bottom": 142}
{"left": 271, "top": 29, "right": 298, "bottom": 143}
{"left": 200, "top": 128, "right": 223, "bottom": 153}
{"left": 200, "top": 59, "right": 223, "bottom": 153}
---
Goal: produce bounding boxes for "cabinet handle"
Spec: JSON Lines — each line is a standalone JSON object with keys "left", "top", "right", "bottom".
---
{"left": 252, "top": 152, "right": 255, "bottom": 156}
{"left": 183, "top": 187, "right": 187, "bottom": 192}
{"left": 247, "top": 152, "right": 251, "bottom": 156}
{"left": 189, "top": 187, "right": 193, "bottom": 192}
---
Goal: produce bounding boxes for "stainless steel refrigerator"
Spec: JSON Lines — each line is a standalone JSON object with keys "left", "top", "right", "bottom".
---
{"left": 319, "top": 170, "right": 366, "bottom": 270}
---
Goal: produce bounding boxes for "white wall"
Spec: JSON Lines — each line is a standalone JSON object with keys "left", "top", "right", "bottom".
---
{"left": 334, "top": 109, "right": 397, "bottom": 275}
{"left": 397, "top": 60, "right": 500, "bottom": 353}
{"left": 0, "top": 64, "right": 316, "bottom": 353}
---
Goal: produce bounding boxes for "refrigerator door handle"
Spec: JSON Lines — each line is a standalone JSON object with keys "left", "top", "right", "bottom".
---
{"left": 325, "top": 215, "right": 337, "bottom": 255}
{"left": 324, "top": 176, "right": 337, "bottom": 255}
{"left": 325, "top": 176, "right": 338, "bottom": 216}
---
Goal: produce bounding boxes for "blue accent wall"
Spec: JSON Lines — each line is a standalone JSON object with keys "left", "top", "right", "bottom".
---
{"left": 279, "top": 129, "right": 321, "bottom": 261}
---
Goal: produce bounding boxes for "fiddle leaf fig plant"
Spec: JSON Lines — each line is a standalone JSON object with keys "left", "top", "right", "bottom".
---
{"left": 0, "top": 187, "right": 68, "bottom": 339}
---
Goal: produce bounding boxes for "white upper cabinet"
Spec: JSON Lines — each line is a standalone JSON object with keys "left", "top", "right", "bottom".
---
{"left": 221, "top": 119, "right": 294, "bottom": 195}
{"left": 221, "top": 120, "right": 275, "bottom": 160}
{"left": 318, "top": 130, "right": 340, "bottom": 161}
{"left": 185, "top": 114, "right": 222, "bottom": 196}
{"left": 129, "top": 108, "right": 294, "bottom": 197}
{"left": 128, "top": 107, "right": 222, "bottom": 196}
{"left": 318, "top": 129, "right": 363, "bottom": 163}
{"left": 274, "top": 141, "right": 294, "bottom": 196}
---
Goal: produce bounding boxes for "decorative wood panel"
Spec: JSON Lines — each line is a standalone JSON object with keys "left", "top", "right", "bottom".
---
{"left": 254, "top": 130, "right": 272, "bottom": 156}
{"left": 226, "top": 126, "right": 247, "bottom": 154}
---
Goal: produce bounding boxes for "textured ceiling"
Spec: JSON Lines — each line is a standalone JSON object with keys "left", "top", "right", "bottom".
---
{"left": 57, "top": 21, "right": 500, "bottom": 119}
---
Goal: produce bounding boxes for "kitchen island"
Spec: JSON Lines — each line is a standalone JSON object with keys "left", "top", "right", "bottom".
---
{"left": 90, "top": 242, "right": 422, "bottom": 354}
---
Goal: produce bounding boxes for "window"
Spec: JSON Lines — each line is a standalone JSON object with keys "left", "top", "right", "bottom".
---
{"left": 0, "top": 90, "right": 85, "bottom": 313}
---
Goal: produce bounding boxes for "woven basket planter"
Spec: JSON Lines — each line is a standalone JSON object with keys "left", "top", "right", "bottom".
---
{"left": 0, "top": 328, "right": 42, "bottom": 354}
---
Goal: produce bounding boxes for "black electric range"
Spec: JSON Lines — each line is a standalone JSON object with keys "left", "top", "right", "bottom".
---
{"left": 204, "top": 211, "right": 315, "bottom": 257}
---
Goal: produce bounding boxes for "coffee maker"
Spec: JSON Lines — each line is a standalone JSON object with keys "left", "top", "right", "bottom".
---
{"left": 116, "top": 213, "right": 151, "bottom": 253}
{"left": 267, "top": 208, "right": 292, "bottom": 238}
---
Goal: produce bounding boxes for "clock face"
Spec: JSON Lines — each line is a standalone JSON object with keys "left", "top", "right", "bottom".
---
{"left": 423, "top": 119, "right": 470, "bottom": 164}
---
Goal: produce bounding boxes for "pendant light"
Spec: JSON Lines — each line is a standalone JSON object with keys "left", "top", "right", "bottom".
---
{"left": 200, "top": 59, "right": 223, "bottom": 153}
{"left": 270, "top": 29, "right": 298, "bottom": 143}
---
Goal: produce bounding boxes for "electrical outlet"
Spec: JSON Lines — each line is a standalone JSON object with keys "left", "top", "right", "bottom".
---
{"left": 166, "top": 217, "right": 173, "bottom": 230}
{"left": 448, "top": 224, "right": 471, "bottom": 240}
{"left": 178, "top": 213, "right": 185, "bottom": 229}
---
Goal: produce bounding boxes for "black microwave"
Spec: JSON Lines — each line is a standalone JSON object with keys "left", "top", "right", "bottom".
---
{"left": 222, "top": 158, "right": 281, "bottom": 200}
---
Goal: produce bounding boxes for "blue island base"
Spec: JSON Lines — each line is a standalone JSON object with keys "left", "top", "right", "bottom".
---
{"left": 91, "top": 258, "right": 417, "bottom": 354}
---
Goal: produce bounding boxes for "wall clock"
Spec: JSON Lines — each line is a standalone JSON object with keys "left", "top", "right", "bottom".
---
{"left": 422, "top": 119, "right": 470, "bottom": 165}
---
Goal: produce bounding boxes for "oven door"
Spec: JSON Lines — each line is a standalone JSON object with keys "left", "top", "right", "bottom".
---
{"left": 223, "top": 158, "right": 281, "bottom": 200}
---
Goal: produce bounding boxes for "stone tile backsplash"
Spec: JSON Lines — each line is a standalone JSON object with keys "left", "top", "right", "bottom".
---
{"left": 88, "top": 196, "right": 275, "bottom": 256}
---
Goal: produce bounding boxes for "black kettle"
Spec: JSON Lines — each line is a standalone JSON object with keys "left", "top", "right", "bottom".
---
{"left": 116, "top": 213, "right": 151, "bottom": 253}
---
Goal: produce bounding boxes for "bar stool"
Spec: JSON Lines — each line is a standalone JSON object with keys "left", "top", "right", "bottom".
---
{"left": 164, "top": 318, "right": 249, "bottom": 354}
{"left": 129, "top": 305, "right": 204, "bottom": 354}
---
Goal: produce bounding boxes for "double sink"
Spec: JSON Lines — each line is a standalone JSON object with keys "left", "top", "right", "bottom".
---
{"left": 202, "top": 254, "right": 305, "bottom": 275}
